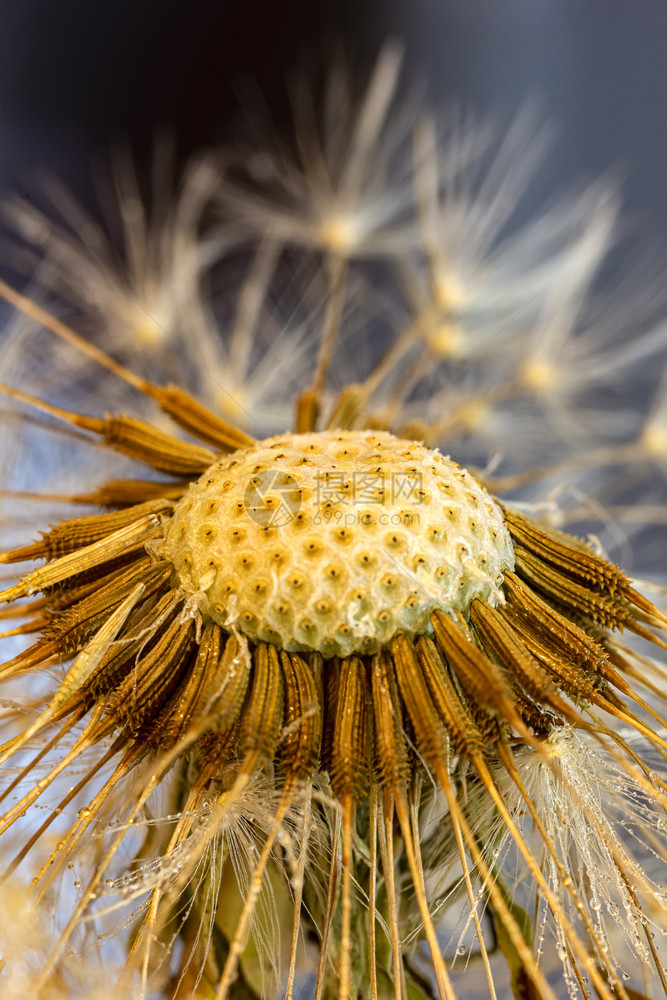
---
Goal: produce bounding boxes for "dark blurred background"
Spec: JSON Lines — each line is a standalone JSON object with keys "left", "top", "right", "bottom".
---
{"left": 1, "top": 0, "right": 667, "bottom": 234}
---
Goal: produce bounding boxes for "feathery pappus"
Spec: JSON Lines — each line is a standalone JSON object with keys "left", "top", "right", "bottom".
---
{"left": 0, "top": 48, "right": 667, "bottom": 1000}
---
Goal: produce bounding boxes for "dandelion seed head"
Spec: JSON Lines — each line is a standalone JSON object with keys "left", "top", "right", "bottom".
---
{"left": 2, "top": 45, "right": 667, "bottom": 1000}
{"left": 159, "top": 429, "right": 513, "bottom": 657}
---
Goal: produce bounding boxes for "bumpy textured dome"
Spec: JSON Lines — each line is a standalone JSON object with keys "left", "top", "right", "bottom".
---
{"left": 160, "top": 430, "right": 515, "bottom": 657}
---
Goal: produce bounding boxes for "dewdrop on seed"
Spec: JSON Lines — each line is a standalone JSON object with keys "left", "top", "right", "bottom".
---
{"left": 160, "top": 429, "right": 515, "bottom": 657}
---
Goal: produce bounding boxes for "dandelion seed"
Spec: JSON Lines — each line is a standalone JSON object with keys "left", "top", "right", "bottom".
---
{"left": 4, "top": 151, "right": 224, "bottom": 362}
{"left": 217, "top": 46, "right": 418, "bottom": 260}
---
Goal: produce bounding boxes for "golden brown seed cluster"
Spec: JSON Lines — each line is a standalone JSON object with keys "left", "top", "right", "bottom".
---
{"left": 160, "top": 430, "right": 514, "bottom": 656}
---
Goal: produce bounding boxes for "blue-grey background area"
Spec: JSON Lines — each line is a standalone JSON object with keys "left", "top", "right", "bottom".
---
{"left": 0, "top": 0, "right": 666, "bottom": 230}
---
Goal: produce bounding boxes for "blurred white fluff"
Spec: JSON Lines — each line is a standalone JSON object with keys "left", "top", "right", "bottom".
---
{"left": 4, "top": 152, "right": 225, "bottom": 374}
{"left": 4, "top": 50, "right": 667, "bottom": 525}
{"left": 216, "top": 45, "right": 418, "bottom": 259}
{"left": 0, "top": 876, "right": 130, "bottom": 1000}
